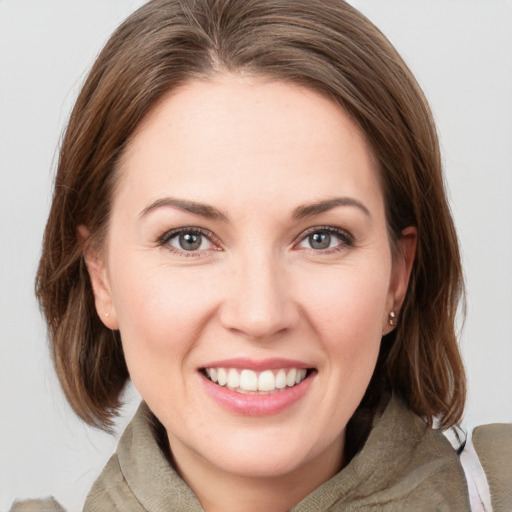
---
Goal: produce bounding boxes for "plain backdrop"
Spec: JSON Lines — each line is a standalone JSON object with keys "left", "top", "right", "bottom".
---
{"left": 1, "top": 1, "right": 511, "bottom": 510}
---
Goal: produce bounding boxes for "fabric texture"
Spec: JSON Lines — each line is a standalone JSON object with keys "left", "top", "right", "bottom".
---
{"left": 473, "top": 423, "right": 512, "bottom": 512}
{"left": 9, "top": 497, "right": 65, "bottom": 512}
{"left": 459, "top": 437, "right": 493, "bottom": 511}
{"left": 13, "top": 397, "right": 511, "bottom": 511}
{"left": 83, "top": 395, "right": 472, "bottom": 511}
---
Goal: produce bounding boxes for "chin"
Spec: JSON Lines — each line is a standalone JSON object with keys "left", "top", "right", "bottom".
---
{"left": 187, "top": 425, "right": 343, "bottom": 480}
{"left": 209, "top": 447, "right": 315, "bottom": 479}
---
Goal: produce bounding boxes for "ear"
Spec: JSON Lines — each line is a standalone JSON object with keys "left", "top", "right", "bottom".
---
{"left": 78, "top": 225, "right": 119, "bottom": 330}
{"left": 383, "top": 226, "right": 417, "bottom": 335}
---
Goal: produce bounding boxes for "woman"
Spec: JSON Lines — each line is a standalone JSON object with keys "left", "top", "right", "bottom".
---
{"left": 12, "top": 0, "right": 511, "bottom": 510}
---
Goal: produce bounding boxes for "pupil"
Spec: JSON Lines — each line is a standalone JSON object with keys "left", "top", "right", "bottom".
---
{"left": 179, "top": 233, "right": 201, "bottom": 251}
{"left": 310, "top": 232, "right": 330, "bottom": 250}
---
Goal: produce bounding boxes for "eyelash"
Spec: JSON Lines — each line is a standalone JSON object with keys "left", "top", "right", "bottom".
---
{"left": 157, "top": 227, "right": 220, "bottom": 257}
{"left": 156, "top": 225, "right": 354, "bottom": 257}
{"left": 295, "top": 226, "right": 354, "bottom": 254}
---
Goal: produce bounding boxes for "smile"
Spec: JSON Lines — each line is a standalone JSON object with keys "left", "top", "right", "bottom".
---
{"left": 199, "top": 358, "right": 316, "bottom": 416}
{"left": 204, "top": 367, "right": 309, "bottom": 394}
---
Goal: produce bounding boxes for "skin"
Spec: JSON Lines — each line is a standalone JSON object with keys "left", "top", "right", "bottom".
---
{"left": 85, "top": 74, "right": 416, "bottom": 512}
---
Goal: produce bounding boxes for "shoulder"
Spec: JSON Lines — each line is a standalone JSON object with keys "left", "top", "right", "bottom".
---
{"left": 83, "top": 452, "right": 145, "bottom": 511}
{"left": 9, "top": 497, "right": 65, "bottom": 512}
{"left": 295, "top": 395, "right": 472, "bottom": 511}
{"left": 472, "top": 423, "right": 512, "bottom": 512}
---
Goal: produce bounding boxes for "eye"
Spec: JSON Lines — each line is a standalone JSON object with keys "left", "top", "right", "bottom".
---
{"left": 158, "top": 228, "right": 217, "bottom": 254}
{"left": 297, "top": 227, "right": 353, "bottom": 252}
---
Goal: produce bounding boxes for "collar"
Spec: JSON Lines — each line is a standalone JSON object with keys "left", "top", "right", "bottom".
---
{"left": 86, "top": 395, "right": 470, "bottom": 511}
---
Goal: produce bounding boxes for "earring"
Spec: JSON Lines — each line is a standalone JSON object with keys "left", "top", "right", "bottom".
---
{"left": 105, "top": 312, "right": 110, "bottom": 318}
{"left": 388, "top": 311, "right": 396, "bottom": 326}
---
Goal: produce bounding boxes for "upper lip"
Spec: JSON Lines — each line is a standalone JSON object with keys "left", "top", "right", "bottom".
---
{"left": 200, "top": 358, "right": 313, "bottom": 371}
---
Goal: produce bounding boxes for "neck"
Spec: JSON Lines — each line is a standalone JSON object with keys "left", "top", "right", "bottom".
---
{"left": 168, "top": 434, "right": 345, "bottom": 512}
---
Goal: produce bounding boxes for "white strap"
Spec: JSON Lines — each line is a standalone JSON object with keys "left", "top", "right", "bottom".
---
{"left": 443, "top": 427, "right": 493, "bottom": 512}
{"left": 459, "top": 437, "right": 493, "bottom": 512}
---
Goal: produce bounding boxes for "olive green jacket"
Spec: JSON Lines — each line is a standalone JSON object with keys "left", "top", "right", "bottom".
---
{"left": 11, "top": 396, "right": 512, "bottom": 511}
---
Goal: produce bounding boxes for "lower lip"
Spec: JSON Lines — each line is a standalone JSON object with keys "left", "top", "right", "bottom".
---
{"left": 201, "top": 372, "right": 314, "bottom": 416}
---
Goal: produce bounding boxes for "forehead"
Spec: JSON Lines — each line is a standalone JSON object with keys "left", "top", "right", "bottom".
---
{"left": 115, "top": 74, "right": 384, "bottom": 217}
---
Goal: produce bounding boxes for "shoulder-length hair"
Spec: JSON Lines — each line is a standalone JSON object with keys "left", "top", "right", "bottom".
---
{"left": 36, "top": 0, "right": 465, "bottom": 431}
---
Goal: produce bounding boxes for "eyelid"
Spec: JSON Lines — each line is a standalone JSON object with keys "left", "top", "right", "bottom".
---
{"left": 157, "top": 226, "right": 222, "bottom": 255}
{"left": 156, "top": 225, "right": 353, "bottom": 256}
{"left": 294, "top": 225, "right": 354, "bottom": 250}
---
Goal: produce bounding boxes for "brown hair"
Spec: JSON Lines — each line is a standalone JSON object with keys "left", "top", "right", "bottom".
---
{"left": 36, "top": 0, "right": 465, "bottom": 431}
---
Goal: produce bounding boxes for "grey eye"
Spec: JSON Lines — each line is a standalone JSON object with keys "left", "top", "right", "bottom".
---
{"left": 298, "top": 227, "right": 352, "bottom": 252}
{"left": 179, "top": 232, "right": 202, "bottom": 251}
{"left": 308, "top": 232, "right": 331, "bottom": 250}
{"left": 167, "top": 231, "right": 212, "bottom": 252}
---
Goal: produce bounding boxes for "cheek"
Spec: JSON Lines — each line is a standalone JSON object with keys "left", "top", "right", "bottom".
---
{"left": 108, "top": 259, "right": 224, "bottom": 414}
{"left": 298, "top": 263, "right": 391, "bottom": 338}
{"left": 295, "top": 262, "right": 390, "bottom": 389}
{"left": 108, "top": 257, "right": 219, "bottom": 369}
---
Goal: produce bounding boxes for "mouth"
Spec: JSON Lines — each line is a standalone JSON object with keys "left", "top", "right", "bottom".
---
{"left": 199, "top": 359, "right": 317, "bottom": 416}
{"left": 200, "top": 367, "right": 316, "bottom": 394}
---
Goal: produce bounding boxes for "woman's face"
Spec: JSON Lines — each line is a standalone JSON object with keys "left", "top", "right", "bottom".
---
{"left": 88, "top": 75, "right": 414, "bottom": 484}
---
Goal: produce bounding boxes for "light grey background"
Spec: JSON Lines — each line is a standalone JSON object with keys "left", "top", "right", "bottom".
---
{"left": 1, "top": 1, "right": 511, "bottom": 510}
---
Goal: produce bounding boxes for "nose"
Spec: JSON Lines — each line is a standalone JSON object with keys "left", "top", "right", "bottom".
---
{"left": 219, "top": 251, "right": 300, "bottom": 340}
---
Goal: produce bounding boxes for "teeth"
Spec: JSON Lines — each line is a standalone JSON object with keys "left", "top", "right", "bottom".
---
{"left": 240, "top": 369, "right": 258, "bottom": 391}
{"left": 217, "top": 368, "right": 227, "bottom": 386}
{"left": 258, "top": 370, "right": 275, "bottom": 391}
{"left": 227, "top": 368, "right": 240, "bottom": 388}
{"left": 275, "top": 369, "right": 287, "bottom": 389}
{"left": 296, "top": 369, "right": 306, "bottom": 384}
{"left": 204, "top": 367, "right": 310, "bottom": 392}
{"left": 286, "top": 368, "right": 297, "bottom": 387}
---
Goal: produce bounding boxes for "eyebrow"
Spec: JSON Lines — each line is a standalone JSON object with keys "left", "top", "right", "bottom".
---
{"left": 140, "top": 198, "right": 229, "bottom": 222}
{"left": 140, "top": 196, "right": 370, "bottom": 222}
{"left": 292, "top": 197, "right": 371, "bottom": 219}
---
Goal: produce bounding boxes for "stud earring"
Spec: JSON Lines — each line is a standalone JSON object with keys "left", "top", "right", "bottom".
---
{"left": 388, "top": 311, "right": 396, "bottom": 326}
{"left": 105, "top": 312, "right": 110, "bottom": 318}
